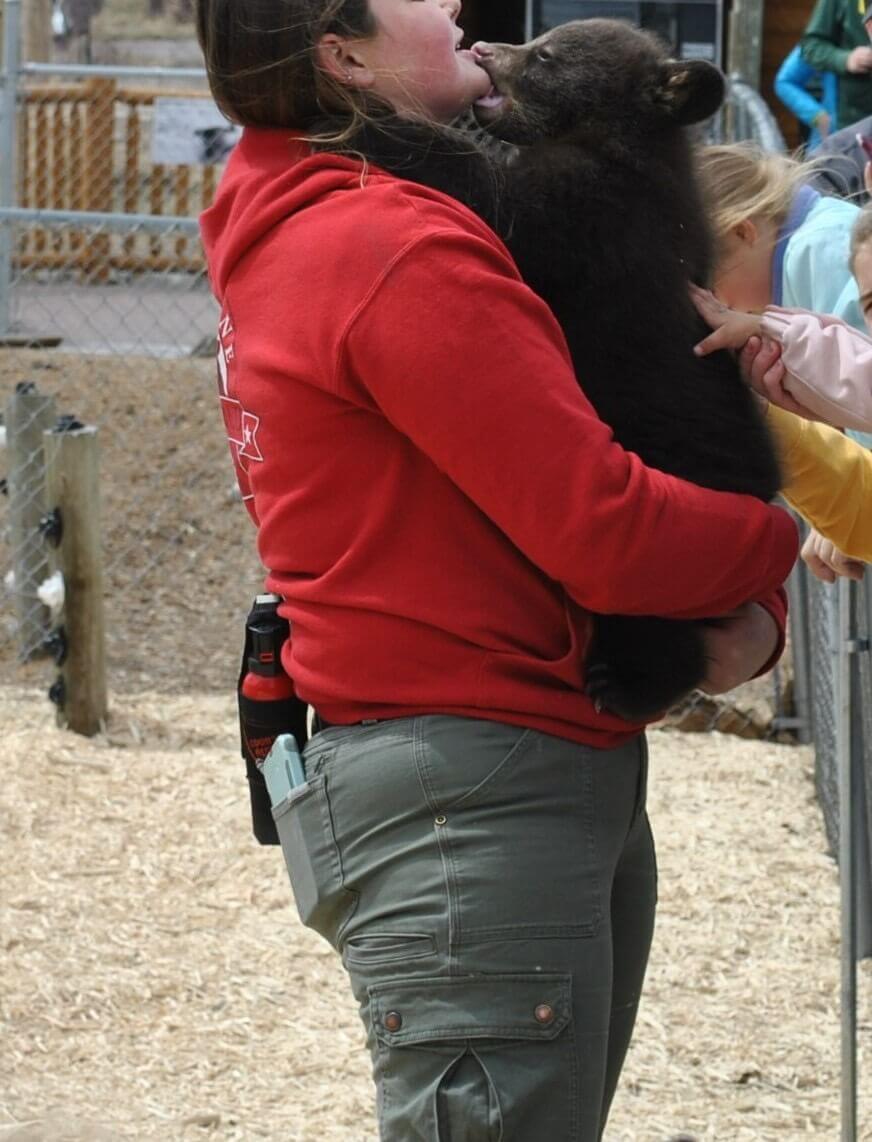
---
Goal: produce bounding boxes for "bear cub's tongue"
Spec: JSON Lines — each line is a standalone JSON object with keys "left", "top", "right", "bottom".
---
{"left": 475, "top": 87, "right": 506, "bottom": 109}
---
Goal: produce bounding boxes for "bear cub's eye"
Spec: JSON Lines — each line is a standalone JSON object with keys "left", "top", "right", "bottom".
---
{"left": 536, "top": 46, "right": 555, "bottom": 62}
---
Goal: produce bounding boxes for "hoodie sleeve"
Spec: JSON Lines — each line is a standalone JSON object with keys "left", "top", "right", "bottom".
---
{"left": 339, "top": 226, "right": 798, "bottom": 618}
{"left": 775, "top": 47, "right": 826, "bottom": 127}
{"left": 801, "top": 0, "right": 853, "bottom": 73}
{"left": 768, "top": 403, "right": 872, "bottom": 561}
{"left": 762, "top": 306, "right": 872, "bottom": 431}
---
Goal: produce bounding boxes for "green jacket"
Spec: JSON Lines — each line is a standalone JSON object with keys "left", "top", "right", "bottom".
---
{"left": 801, "top": 0, "right": 872, "bottom": 126}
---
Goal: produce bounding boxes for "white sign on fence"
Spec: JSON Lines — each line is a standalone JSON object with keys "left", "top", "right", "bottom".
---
{"left": 152, "top": 98, "right": 242, "bottom": 166}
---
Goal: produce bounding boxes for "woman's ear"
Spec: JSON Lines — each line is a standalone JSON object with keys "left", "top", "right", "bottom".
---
{"left": 316, "top": 33, "right": 376, "bottom": 89}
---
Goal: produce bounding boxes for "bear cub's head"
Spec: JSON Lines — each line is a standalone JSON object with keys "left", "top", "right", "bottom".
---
{"left": 472, "top": 19, "right": 725, "bottom": 146}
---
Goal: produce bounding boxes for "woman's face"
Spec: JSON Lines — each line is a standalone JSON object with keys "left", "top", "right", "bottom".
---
{"left": 330, "top": 0, "right": 491, "bottom": 122}
{"left": 853, "top": 240, "right": 872, "bottom": 333}
{"left": 711, "top": 217, "right": 778, "bottom": 312}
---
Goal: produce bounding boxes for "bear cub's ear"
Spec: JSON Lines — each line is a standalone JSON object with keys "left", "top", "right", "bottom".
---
{"left": 656, "top": 59, "right": 725, "bottom": 126}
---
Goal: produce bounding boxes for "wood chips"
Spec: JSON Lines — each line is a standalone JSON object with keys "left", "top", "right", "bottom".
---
{"left": 1, "top": 686, "right": 870, "bottom": 1140}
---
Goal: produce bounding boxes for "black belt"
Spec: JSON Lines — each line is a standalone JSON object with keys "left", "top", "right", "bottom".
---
{"left": 312, "top": 713, "right": 380, "bottom": 734}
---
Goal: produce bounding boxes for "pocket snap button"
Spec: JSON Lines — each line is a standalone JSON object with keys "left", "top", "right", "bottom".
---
{"left": 434, "top": 815, "right": 447, "bottom": 826}
{"left": 384, "top": 1010, "right": 403, "bottom": 1032}
{"left": 534, "top": 1004, "right": 555, "bottom": 1025}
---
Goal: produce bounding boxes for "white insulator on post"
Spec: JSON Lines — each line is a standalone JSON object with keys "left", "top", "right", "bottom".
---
{"left": 0, "top": 424, "right": 7, "bottom": 448}
{"left": 37, "top": 568, "right": 65, "bottom": 617}
{"left": 3, "top": 568, "right": 14, "bottom": 592}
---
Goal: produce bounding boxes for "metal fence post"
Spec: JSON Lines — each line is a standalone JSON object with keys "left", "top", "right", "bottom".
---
{"left": 6, "top": 380, "right": 57, "bottom": 658}
{"left": 786, "top": 559, "right": 813, "bottom": 743}
{"left": 836, "top": 576, "right": 858, "bottom": 1142}
{"left": 0, "top": 0, "right": 21, "bottom": 337}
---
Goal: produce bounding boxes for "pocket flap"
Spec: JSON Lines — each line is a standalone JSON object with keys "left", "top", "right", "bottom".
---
{"left": 369, "top": 972, "right": 571, "bottom": 1046}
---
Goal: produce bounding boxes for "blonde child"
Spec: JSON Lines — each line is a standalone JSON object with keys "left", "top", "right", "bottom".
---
{"left": 693, "top": 207, "right": 872, "bottom": 425}
{"left": 696, "top": 142, "right": 872, "bottom": 580}
{"left": 695, "top": 142, "right": 863, "bottom": 331}
{"left": 691, "top": 205, "right": 872, "bottom": 579}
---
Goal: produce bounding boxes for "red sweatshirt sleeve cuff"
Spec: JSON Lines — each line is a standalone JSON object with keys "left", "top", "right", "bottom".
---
{"left": 752, "top": 586, "right": 789, "bottom": 678}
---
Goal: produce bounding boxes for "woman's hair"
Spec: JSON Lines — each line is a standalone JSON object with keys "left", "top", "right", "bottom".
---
{"left": 196, "top": 0, "right": 378, "bottom": 133}
{"left": 850, "top": 206, "right": 872, "bottom": 275}
{"left": 695, "top": 143, "right": 809, "bottom": 254}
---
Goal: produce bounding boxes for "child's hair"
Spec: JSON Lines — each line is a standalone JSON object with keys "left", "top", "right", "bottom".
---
{"left": 850, "top": 206, "right": 872, "bottom": 275}
{"left": 196, "top": 0, "right": 378, "bottom": 135}
{"left": 694, "top": 143, "right": 809, "bottom": 255}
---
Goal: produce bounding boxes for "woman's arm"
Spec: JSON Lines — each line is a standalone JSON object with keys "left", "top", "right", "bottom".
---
{"left": 775, "top": 47, "right": 827, "bottom": 128}
{"left": 342, "top": 227, "right": 798, "bottom": 619}
{"left": 801, "top": 0, "right": 853, "bottom": 74}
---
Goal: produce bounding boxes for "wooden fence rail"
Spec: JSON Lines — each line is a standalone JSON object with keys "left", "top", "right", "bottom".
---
{"left": 17, "top": 78, "right": 216, "bottom": 275}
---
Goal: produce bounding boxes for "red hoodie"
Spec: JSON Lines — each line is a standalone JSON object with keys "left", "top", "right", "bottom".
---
{"left": 200, "top": 127, "right": 797, "bottom": 746}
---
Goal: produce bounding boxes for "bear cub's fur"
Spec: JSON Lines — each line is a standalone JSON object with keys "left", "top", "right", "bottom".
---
{"left": 319, "top": 19, "right": 782, "bottom": 722}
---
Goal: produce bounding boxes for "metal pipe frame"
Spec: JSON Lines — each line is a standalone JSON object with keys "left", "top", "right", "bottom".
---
{"left": 0, "top": 0, "right": 22, "bottom": 335}
{"left": 0, "top": 206, "right": 200, "bottom": 233}
{"left": 20, "top": 62, "right": 206, "bottom": 80}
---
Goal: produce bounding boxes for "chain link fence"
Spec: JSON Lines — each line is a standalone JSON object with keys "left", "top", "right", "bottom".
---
{"left": 0, "top": 3, "right": 263, "bottom": 696}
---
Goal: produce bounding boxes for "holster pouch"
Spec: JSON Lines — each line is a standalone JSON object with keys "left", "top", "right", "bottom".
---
{"left": 238, "top": 602, "right": 310, "bottom": 846}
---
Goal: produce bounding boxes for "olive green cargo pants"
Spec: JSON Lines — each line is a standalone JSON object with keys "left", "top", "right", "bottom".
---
{"left": 276, "top": 715, "right": 656, "bottom": 1141}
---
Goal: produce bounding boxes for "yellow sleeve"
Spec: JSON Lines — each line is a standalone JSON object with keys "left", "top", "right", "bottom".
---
{"left": 767, "top": 404, "right": 872, "bottom": 560}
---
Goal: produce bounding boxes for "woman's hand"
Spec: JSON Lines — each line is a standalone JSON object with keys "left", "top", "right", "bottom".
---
{"left": 801, "top": 528, "right": 866, "bottom": 583}
{"left": 698, "top": 602, "right": 779, "bottom": 694}
{"left": 815, "top": 110, "right": 832, "bottom": 139}
{"left": 847, "top": 45, "right": 872, "bottom": 73}
{"left": 690, "top": 284, "right": 763, "bottom": 355}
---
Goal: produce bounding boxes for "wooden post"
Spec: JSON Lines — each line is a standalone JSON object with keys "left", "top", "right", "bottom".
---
{"left": 727, "top": 0, "right": 765, "bottom": 87}
{"left": 84, "top": 76, "right": 114, "bottom": 278}
{"left": 6, "top": 381, "right": 57, "bottom": 659}
{"left": 43, "top": 420, "right": 107, "bottom": 735}
{"left": 23, "top": 0, "right": 52, "bottom": 62}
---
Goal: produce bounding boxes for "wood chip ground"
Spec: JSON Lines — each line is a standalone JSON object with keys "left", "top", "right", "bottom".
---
{"left": 2, "top": 687, "right": 870, "bottom": 1141}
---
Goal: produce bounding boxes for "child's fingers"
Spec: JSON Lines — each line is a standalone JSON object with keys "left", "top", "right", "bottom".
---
{"left": 693, "top": 328, "right": 732, "bottom": 356}
{"left": 803, "top": 547, "right": 837, "bottom": 583}
{"left": 689, "top": 284, "right": 726, "bottom": 328}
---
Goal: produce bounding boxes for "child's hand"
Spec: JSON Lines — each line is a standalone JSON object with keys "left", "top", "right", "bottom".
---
{"left": 690, "top": 285, "right": 763, "bottom": 355}
{"left": 738, "top": 336, "right": 822, "bottom": 420}
{"left": 801, "top": 528, "right": 866, "bottom": 583}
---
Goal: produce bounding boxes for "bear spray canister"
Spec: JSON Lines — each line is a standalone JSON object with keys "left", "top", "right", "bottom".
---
{"left": 238, "top": 593, "right": 309, "bottom": 844}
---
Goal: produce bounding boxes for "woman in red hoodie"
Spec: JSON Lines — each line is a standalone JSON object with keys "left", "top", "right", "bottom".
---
{"left": 197, "top": 2, "right": 797, "bottom": 1138}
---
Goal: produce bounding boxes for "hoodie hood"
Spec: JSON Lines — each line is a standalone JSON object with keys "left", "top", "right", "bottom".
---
{"left": 200, "top": 127, "right": 367, "bottom": 296}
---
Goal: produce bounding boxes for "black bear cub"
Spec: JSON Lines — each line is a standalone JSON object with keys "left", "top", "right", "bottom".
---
{"left": 321, "top": 19, "right": 782, "bottom": 722}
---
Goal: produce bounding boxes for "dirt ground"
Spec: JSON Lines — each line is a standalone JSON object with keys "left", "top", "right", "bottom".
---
{"left": 1, "top": 685, "right": 870, "bottom": 1142}
{"left": 0, "top": 348, "right": 264, "bottom": 695}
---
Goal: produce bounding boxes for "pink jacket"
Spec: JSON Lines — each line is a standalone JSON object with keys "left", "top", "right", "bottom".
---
{"left": 763, "top": 307, "right": 872, "bottom": 431}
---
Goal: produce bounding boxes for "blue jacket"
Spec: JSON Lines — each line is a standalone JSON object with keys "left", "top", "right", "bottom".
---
{"left": 774, "top": 45, "right": 839, "bottom": 151}
{"left": 777, "top": 188, "right": 871, "bottom": 445}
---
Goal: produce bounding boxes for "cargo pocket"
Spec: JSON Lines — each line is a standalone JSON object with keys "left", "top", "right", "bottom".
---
{"left": 369, "top": 972, "right": 576, "bottom": 1141}
{"left": 272, "top": 773, "right": 356, "bottom": 945}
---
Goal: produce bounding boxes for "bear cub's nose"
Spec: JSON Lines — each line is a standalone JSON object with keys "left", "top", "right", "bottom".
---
{"left": 471, "top": 41, "right": 494, "bottom": 60}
